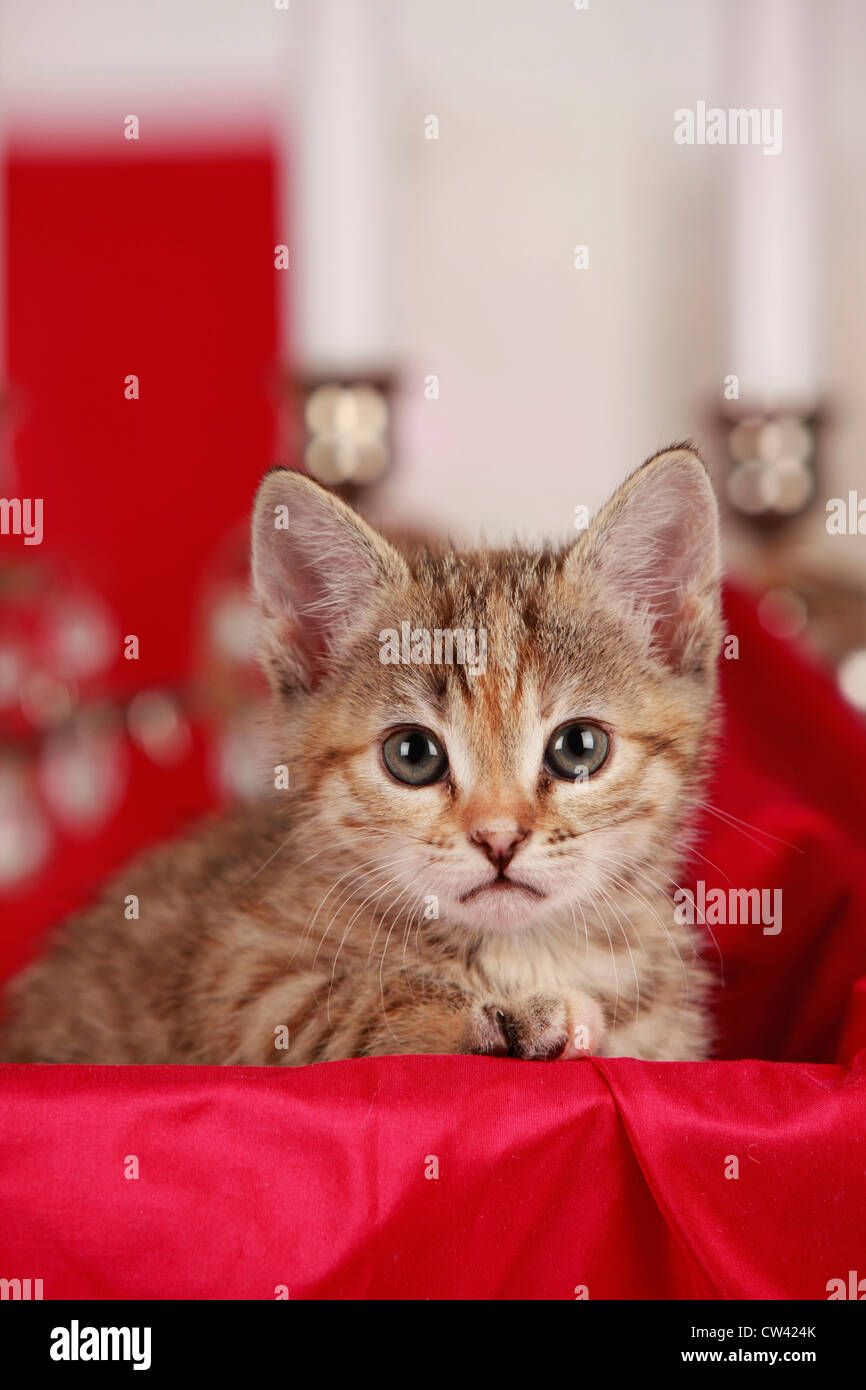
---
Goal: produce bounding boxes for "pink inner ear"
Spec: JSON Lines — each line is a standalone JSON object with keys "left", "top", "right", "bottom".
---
{"left": 252, "top": 480, "right": 397, "bottom": 687}
{"left": 590, "top": 458, "right": 719, "bottom": 668}
{"left": 252, "top": 521, "right": 326, "bottom": 682}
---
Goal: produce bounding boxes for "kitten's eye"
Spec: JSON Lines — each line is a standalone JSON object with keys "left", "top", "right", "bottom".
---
{"left": 382, "top": 728, "right": 449, "bottom": 786}
{"left": 545, "top": 721, "right": 609, "bottom": 780}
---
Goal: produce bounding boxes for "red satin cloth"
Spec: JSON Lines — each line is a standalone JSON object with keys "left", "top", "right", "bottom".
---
{"left": 0, "top": 1054, "right": 863, "bottom": 1301}
{"left": 2, "top": 586, "right": 866, "bottom": 1300}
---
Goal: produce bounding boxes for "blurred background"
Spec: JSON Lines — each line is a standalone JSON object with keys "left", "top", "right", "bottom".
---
{"left": 0, "top": 0, "right": 865, "bottom": 979}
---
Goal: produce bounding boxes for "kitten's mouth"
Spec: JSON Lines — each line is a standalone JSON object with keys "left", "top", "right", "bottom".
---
{"left": 460, "top": 874, "right": 545, "bottom": 903}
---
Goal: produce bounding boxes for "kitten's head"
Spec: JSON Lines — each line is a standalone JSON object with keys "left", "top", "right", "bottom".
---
{"left": 251, "top": 447, "right": 721, "bottom": 936}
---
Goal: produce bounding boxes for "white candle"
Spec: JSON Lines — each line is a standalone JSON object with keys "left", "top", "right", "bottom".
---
{"left": 728, "top": 0, "right": 820, "bottom": 406}
{"left": 292, "top": 0, "right": 393, "bottom": 375}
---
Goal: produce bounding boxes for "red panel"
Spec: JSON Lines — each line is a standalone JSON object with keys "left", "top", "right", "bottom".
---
{"left": 0, "top": 144, "right": 280, "bottom": 968}
{"left": 3, "top": 145, "right": 279, "bottom": 686}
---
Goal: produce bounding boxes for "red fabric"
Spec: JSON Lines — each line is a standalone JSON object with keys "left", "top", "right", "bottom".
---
{"left": 696, "top": 586, "right": 866, "bottom": 1067}
{"left": 0, "top": 1054, "right": 863, "bottom": 1301}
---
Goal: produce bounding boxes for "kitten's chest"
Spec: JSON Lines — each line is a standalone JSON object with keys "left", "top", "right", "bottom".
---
{"left": 475, "top": 925, "right": 615, "bottom": 1000}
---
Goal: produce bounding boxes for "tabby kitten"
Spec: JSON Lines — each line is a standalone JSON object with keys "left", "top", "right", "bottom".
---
{"left": 2, "top": 445, "right": 721, "bottom": 1065}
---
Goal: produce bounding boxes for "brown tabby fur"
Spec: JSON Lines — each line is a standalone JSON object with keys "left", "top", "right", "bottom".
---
{"left": 1, "top": 446, "right": 722, "bottom": 1064}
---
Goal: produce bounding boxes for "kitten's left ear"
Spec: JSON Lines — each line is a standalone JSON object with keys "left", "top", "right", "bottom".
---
{"left": 566, "top": 445, "right": 721, "bottom": 677}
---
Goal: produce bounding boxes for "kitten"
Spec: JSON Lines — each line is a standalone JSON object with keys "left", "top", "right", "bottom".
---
{"left": 1, "top": 445, "right": 721, "bottom": 1065}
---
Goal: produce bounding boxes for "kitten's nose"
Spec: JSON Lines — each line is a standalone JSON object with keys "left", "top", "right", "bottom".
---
{"left": 469, "top": 826, "right": 528, "bottom": 871}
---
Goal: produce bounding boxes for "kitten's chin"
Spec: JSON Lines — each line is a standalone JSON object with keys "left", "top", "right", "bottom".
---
{"left": 452, "top": 881, "right": 551, "bottom": 932}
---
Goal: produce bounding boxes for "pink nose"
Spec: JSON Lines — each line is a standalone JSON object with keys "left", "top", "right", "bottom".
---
{"left": 469, "top": 826, "right": 528, "bottom": 871}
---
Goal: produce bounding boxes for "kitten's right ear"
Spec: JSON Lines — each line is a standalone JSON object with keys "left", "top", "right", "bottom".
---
{"left": 251, "top": 468, "right": 409, "bottom": 694}
{"left": 566, "top": 445, "right": 721, "bottom": 678}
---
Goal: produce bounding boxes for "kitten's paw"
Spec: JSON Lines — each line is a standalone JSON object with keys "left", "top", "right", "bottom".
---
{"left": 463, "top": 993, "right": 604, "bottom": 1061}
